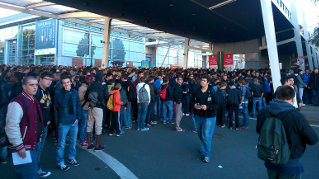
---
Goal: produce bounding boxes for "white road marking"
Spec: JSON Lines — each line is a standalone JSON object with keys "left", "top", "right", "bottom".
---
{"left": 78, "top": 145, "right": 138, "bottom": 179}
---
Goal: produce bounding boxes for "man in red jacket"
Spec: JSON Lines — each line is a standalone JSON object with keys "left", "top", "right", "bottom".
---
{"left": 5, "top": 75, "right": 44, "bottom": 179}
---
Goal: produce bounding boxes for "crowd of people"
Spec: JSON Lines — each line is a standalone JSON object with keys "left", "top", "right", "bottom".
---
{"left": 0, "top": 64, "right": 318, "bottom": 178}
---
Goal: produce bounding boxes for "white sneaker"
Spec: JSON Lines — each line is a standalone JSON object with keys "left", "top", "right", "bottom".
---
{"left": 302, "top": 103, "right": 306, "bottom": 106}
{"left": 185, "top": 113, "right": 190, "bottom": 117}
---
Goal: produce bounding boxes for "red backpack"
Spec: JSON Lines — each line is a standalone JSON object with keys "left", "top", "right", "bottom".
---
{"left": 159, "top": 85, "right": 168, "bottom": 100}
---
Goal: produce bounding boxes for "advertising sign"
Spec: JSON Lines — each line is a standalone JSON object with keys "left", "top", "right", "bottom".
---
{"left": 208, "top": 55, "right": 218, "bottom": 69}
{"left": 297, "top": 56, "right": 304, "bottom": 66}
{"left": 223, "top": 54, "right": 234, "bottom": 71}
{"left": 35, "top": 19, "right": 56, "bottom": 55}
{"left": 141, "top": 60, "right": 150, "bottom": 69}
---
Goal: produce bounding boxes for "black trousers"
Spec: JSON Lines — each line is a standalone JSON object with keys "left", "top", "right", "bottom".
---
{"left": 217, "top": 104, "right": 226, "bottom": 126}
{"left": 109, "top": 111, "right": 121, "bottom": 135}
{"left": 228, "top": 105, "right": 239, "bottom": 128}
{"left": 146, "top": 102, "right": 155, "bottom": 124}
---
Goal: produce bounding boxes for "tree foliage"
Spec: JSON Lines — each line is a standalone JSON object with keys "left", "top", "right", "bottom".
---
{"left": 310, "top": 26, "right": 319, "bottom": 47}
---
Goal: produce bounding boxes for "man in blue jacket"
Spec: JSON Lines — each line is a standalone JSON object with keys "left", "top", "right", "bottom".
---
{"left": 257, "top": 85, "right": 318, "bottom": 178}
{"left": 55, "top": 74, "right": 82, "bottom": 171}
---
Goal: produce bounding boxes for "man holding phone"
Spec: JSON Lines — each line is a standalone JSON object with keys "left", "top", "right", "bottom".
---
{"left": 193, "top": 75, "right": 219, "bottom": 163}
{"left": 54, "top": 74, "right": 81, "bottom": 171}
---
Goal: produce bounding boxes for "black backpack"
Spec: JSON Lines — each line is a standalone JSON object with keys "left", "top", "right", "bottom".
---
{"left": 0, "top": 96, "right": 28, "bottom": 147}
{"left": 257, "top": 110, "right": 291, "bottom": 165}
{"left": 245, "top": 87, "right": 252, "bottom": 100}
{"left": 128, "top": 85, "right": 137, "bottom": 102}
{"left": 227, "top": 88, "right": 240, "bottom": 105}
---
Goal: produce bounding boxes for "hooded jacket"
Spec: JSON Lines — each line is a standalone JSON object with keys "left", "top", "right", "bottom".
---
{"left": 109, "top": 90, "right": 123, "bottom": 112}
{"left": 257, "top": 99, "right": 318, "bottom": 174}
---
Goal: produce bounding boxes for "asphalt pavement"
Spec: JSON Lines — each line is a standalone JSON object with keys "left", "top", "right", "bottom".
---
{"left": 1, "top": 106, "right": 319, "bottom": 179}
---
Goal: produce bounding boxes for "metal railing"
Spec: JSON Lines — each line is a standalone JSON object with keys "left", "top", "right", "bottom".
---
{"left": 273, "top": 0, "right": 292, "bottom": 19}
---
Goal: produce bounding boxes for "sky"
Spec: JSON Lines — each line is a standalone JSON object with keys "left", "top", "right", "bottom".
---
{"left": 0, "top": 0, "right": 318, "bottom": 32}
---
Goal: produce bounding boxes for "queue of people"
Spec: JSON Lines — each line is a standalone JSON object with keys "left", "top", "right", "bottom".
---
{"left": 0, "top": 64, "right": 318, "bottom": 179}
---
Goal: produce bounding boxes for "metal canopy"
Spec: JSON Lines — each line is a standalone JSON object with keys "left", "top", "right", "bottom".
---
{"left": 43, "top": 0, "right": 294, "bottom": 43}
{"left": 0, "top": 0, "right": 189, "bottom": 45}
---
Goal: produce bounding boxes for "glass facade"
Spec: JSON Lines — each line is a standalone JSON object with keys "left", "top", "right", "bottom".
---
{"left": 20, "top": 24, "right": 35, "bottom": 65}
{"left": 0, "top": 18, "right": 203, "bottom": 68}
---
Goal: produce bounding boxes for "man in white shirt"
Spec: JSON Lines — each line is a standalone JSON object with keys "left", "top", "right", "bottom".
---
{"left": 136, "top": 77, "right": 151, "bottom": 131}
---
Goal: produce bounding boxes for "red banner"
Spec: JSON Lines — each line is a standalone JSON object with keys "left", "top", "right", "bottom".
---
{"left": 223, "top": 54, "right": 234, "bottom": 65}
{"left": 208, "top": 55, "right": 218, "bottom": 66}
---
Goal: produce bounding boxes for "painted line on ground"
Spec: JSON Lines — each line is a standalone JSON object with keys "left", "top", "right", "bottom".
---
{"left": 77, "top": 144, "right": 138, "bottom": 179}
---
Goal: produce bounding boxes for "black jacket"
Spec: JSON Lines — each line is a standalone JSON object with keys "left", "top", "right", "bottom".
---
{"left": 309, "top": 73, "right": 319, "bottom": 90}
{"left": 173, "top": 83, "right": 183, "bottom": 103}
{"left": 35, "top": 87, "right": 52, "bottom": 126}
{"left": 161, "top": 83, "right": 174, "bottom": 101}
{"left": 148, "top": 83, "right": 158, "bottom": 103}
{"left": 193, "top": 88, "right": 219, "bottom": 118}
{"left": 257, "top": 99, "right": 318, "bottom": 159}
{"left": 251, "top": 83, "right": 264, "bottom": 97}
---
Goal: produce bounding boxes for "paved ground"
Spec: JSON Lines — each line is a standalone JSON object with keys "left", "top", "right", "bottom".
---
{"left": 1, "top": 105, "right": 318, "bottom": 179}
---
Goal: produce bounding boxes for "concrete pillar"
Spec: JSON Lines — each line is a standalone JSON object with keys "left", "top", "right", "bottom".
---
{"left": 301, "top": 13, "right": 314, "bottom": 70}
{"left": 183, "top": 38, "right": 190, "bottom": 69}
{"left": 102, "top": 17, "right": 111, "bottom": 68}
{"left": 311, "top": 46, "right": 318, "bottom": 68}
{"left": 290, "top": 0, "right": 305, "bottom": 71}
{"left": 260, "top": 0, "right": 282, "bottom": 91}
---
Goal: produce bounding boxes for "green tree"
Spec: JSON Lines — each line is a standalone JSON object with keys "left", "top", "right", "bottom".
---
{"left": 310, "top": 25, "right": 319, "bottom": 47}
{"left": 76, "top": 34, "right": 89, "bottom": 57}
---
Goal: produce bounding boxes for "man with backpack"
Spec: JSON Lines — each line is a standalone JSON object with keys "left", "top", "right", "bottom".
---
{"left": 193, "top": 75, "right": 219, "bottom": 163}
{"left": 5, "top": 75, "right": 44, "bottom": 178}
{"left": 160, "top": 77, "right": 174, "bottom": 124}
{"left": 227, "top": 81, "right": 241, "bottom": 130}
{"left": 136, "top": 77, "right": 151, "bottom": 131}
{"left": 86, "top": 72, "right": 106, "bottom": 151}
{"left": 173, "top": 75, "right": 184, "bottom": 131}
{"left": 216, "top": 82, "right": 227, "bottom": 128}
{"left": 257, "top": 85, "right": 318, "bottom": 179}
{"left": 238, "top": 79, "right": 250, "bottom": 129}
{"left": 251, "top": 78, "right": 264, "bottom": 117}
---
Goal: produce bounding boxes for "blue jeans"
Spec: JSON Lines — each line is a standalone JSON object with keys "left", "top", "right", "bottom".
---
{"left": 154, "top": 96, "right": 162, "bottom": 118}
{"left": 0, "top": 146, "right": 7, "bottom": 161}
{"left": 162, "top": 100, "right": 173, "bottom": 122}
{"left": 79, "top": 110, "right": 88, "bottom": 143}
{"left": 14, "top": 149, "right": 38, "bottom": 179}
{"left": 312, "top": 90, "right": 319, "bottom": 105}
{"left": 137, "top": 103, "right": 148, "bottom": 129}
{"left": 125, "top": 102, "right": 132, "bottom": 127}
{"left": 241, "top": 102, "right": 249, "bottom": 127}
{"left": 56, "top": 123, "right": 78, "bottom": 166}
{"left": 195, "top": 115, "right": 216, "bottom": 158}
{"left": 252, "top": 97, "right": 262, "bottom": 117}
{"left": 120, "top": 106, "right": 128, "bottom": 131}
{"left": 36, "top": 126, "right": 48, "bottom": 173}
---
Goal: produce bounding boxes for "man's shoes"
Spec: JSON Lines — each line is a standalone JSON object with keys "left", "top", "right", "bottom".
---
{"left": 185, "top": 113, "right": 190, "bottom": 117}
{"left": 94, "top": 145, "right": 104, "bottom": 151}
{"left": 150, "top": 121, "right": 158, "bottom": 125}
{"left": 38, "top": 171, "right": 51, "bottom": 177}
{"left": 80, "top": 141, "right": 88, "bottom": 147}
{"left": 220, "top": 124, "right": 226, "bottom": 128}
{"left": 176, "top": 128, "right": 185, "bottom": 132}
{"left": 146, "top": 124, "right": 152, "bottom": 127}
{"left": 192, "top": 130, "right": 198, "bottom": 133}
{"left": 169, "top": 121, "right": 175, "bottom": 125}
{"left": 116, "top": 134, "right": 120, "bottom": 137}
{"left": 140, "top": 128, "right": 149, "bottom": 132}
{"left": 67, "top": 159, "right": 80, "bottom": 167}
{"left": 302, "top": 103, "right": 306, "bottom": 106}
{"left": 108, "top": 133, "right": 115, "bottom": 136}
{"left": 202, "top": 157, "right": 210, "bottom": 163}
{"left": 58, "top": 164, "right": 70, "bottom": 171}
{"left": 87, "top": 144, "right": 95, "bottom": 150}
